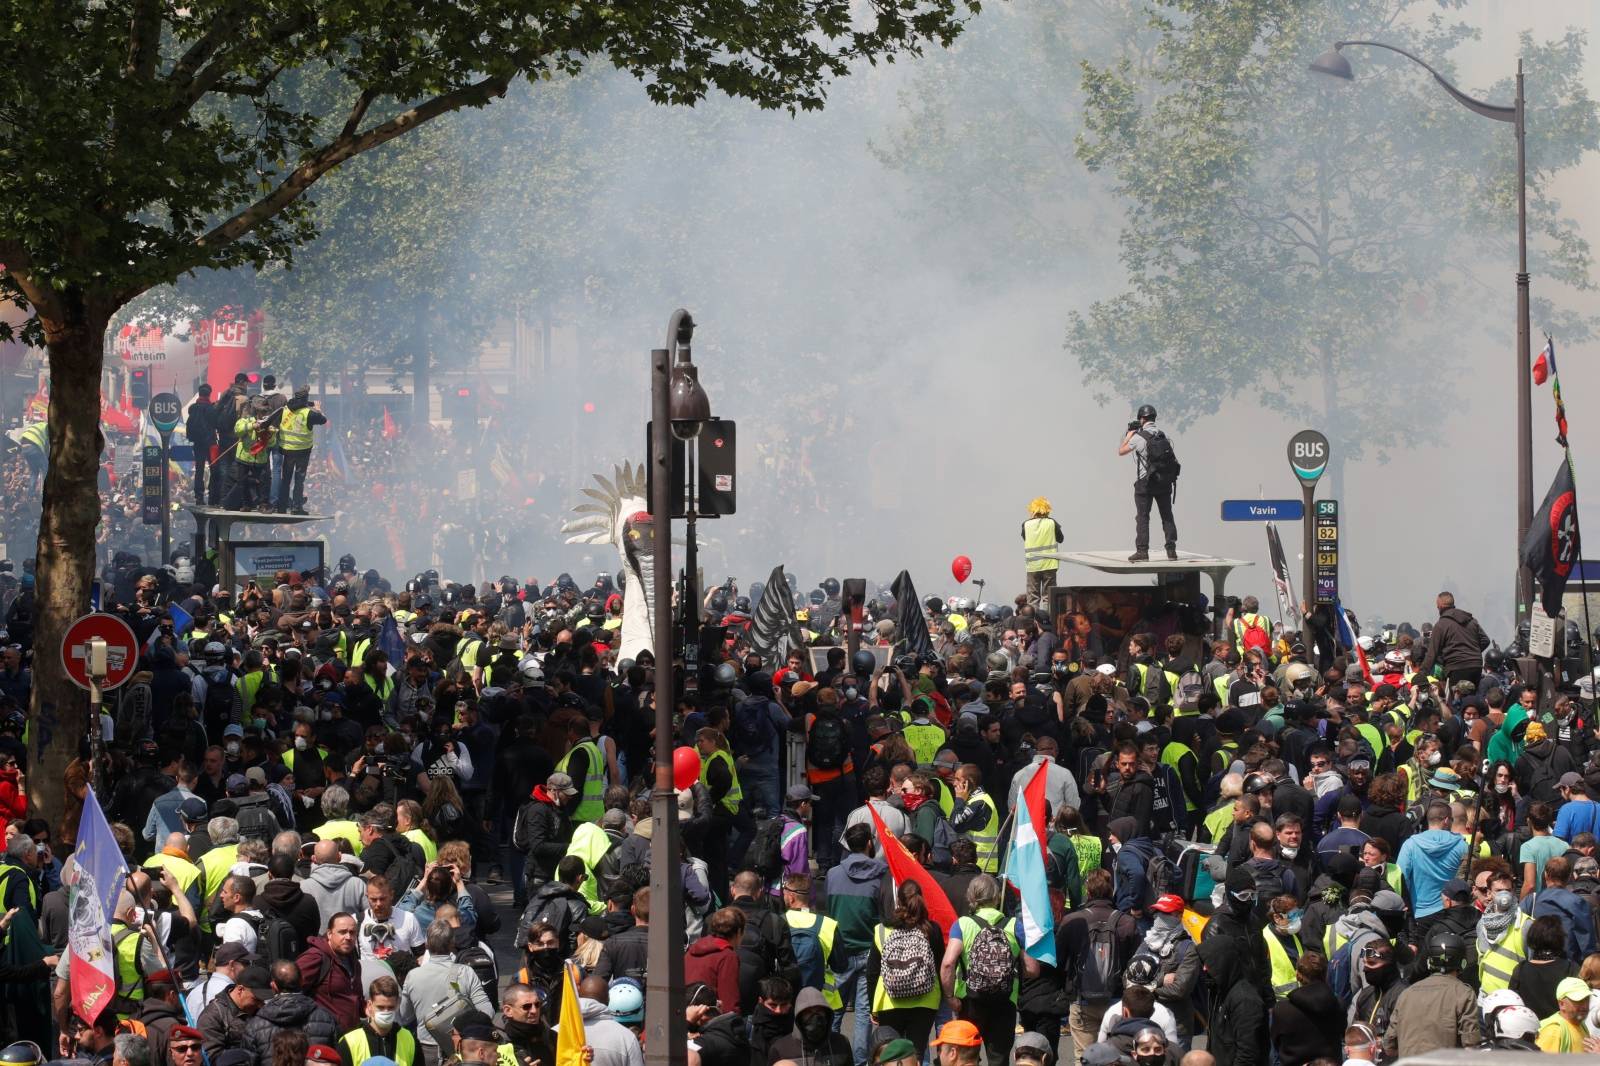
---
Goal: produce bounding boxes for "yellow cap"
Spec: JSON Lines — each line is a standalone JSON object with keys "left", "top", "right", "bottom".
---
{"left": 1029, "top": 497, "right": 1051, "bottom": 516}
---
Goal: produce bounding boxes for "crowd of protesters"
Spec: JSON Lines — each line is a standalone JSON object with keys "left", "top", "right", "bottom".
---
{"left": 2, "top": 559, "right": 1599, "bottom": 1066}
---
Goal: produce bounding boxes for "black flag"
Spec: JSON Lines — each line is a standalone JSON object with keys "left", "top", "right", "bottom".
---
{"left": 748, "top": 564, "right": 803, "bottom": 664}
{"left": 890, "top": 569, "right": 935, "bottom": 660}
{"left": 1521, "top": 459, "right": 1580, "bottom": 617}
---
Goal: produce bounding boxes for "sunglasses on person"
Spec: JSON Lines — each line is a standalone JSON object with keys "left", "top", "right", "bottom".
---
{"left": 1473, "top": 879, "right": 1492, "bottom": 894}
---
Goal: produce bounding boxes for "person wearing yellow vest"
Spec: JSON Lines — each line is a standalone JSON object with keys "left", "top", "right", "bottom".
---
{"left": 271, "top": 386, "right": 327, "bottom": 514}
{"left": 555, "top": 721, "right": 606, "bottom": 825}
{"left": 1228, "top": 597, "right": 1274, "bottom": 658}
{"left": 1261, "top": 896, "right": 1304, "bottom": 1000}
{"left": 902, "top": 709, "right": 945, "bottom": 771}
{"left": 779, "top": 873, "right": 843, "bottom": 1010}
{"left": 395, "top": 799, "right": 438, "bottom": 863}
{"left": 227, "top": 394, "right": 276, "bottom": 511}
{"left": 143, "top": 833, "right": 205, "bottom": 912}
{"left": 314, "top": 785, "right": 364, "bottom": 855}
{"left": 565, "top": 808, "right": 627, "bottom": 914}
{"left": 1537, "top": 977, "right": 1595, "bottom": 1053}
{"left": 1477, "top": 881, "right": 1531, "bottom": 996}
{"left": 7, "top": 419, "right": 48, "bottom": 477}
{"left": 949, "top": 766, "right": 1001, "bottom": 875}
{"left": 938, "top": 874, "right": 1038, "bottom": 1066}
{"left": 869, "top": 881, "right": 945, "bottom": 1056}
{"left": 1021, "top": 498, "right": 1064, "bottom": 610}
{"left": 198, "top": 817, "right": 242, "bottom": 925}
{"left": 340, "top": 975, "right": 415, "bottom": 1066}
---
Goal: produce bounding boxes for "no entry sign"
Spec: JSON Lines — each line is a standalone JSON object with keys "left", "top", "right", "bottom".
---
{"left": 61, "top": 612, "right": 139, "bottom": 691}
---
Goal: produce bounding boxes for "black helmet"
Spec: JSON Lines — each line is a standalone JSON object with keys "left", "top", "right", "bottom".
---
{"left": 822, "top": 577, "right": 840, "bottom": 597}
{"left": 1137, "top": 404, "right": 1157, "bottom": 421}
{"left": 1243, "top": 771, "right": 1273, "bottom": 795}
{"left": 710, "top": 591, "right": 729, "bottom": 613}
{"left": 615, "top": 569, "right": 626, "bottom": 591}
{"left": 747, "top": 581, "right": 764, "bottom": 604}
{"left": 734, "top": 596, "right": 751, "bottom": 613}
{"left": 851, "top": 649, "right": 877, "bottom": 676}
{"left": 1, "top": 1042, "right": 43, "bottom": 1066}
{"left": 338, "top": 553, "right": 356, "bottom": 571}
{"left": 808, "top": 589, "right": 824, "bottom": 607}
{"left": 1423, "top": 928, "right": 1465, "bottom": 973}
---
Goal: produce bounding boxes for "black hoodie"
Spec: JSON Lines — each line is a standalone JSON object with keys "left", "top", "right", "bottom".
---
{"left": 1269, "top": 982, "right": 1343, "bottom": 1066}
{"left": 1418, "top": 608, "right": 1489, "bottom": 675}
{"left": 260, "top": 877, "right": 322, "bottom": 942}
{"left": 1198, "top": 934, "right": 1268, "bottom": 1066}
{"left": 694, "top": 1012, "right": 753, "bottom": 1066}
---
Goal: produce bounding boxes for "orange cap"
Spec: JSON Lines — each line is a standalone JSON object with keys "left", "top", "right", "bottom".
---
{"left": 930, "top": 1021, "right": 983, "bottom": 1048}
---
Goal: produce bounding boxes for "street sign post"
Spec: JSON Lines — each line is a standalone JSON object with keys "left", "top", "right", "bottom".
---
{"left": 149, "top": 391, "right": 182, "bottom": 563}
{"left": 1288, "top": 430, "right": 1331, "bottom": 614}
{"left": 1313, "top": 500, "right": 1339, "bottom": 605}
{"left": 1220, "top": 499, "right": 1305, "bottom": 522}
{"left": 61, "top": 612, "right": 138, "bottom": 691}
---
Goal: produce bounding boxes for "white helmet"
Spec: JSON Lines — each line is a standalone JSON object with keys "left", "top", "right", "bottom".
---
{"left": 517, "top": 656, "right": 545, "bottom": 687}
{"left": 1489, "top": 1004, "right": 1539, "bottom": 1041}
{"left": 1479, "top": 989, "right": 1527, "bottom": 1015}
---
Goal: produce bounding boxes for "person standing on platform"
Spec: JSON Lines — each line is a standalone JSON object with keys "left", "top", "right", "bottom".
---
{"left": 273, "top": 386, "right": 327, "bottom": 515}
{"left": 1118, "top": 404, "right": 1180, "bottom": 562}
{"left": 1021, "top": 498, "right": 1064, "bottom": 611}
{"left": 227, "top": 395, "right": 276, "bottom": 512}
{"left": 186, "top": 385, "right": 217, "bottom": 504}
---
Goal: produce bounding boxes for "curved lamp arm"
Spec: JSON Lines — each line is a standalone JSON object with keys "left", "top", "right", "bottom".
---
{"left": 1335, "top": 39, "right": 1516, "bottom": 123}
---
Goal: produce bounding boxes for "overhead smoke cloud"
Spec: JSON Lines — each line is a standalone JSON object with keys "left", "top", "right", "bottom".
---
{"left": 64, "top": 0, "right": 1600, "bottom": 639}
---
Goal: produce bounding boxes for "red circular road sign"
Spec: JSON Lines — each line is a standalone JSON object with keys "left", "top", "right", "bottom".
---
{"left": 60, "top": 612, "right": 140, "bottom": 691}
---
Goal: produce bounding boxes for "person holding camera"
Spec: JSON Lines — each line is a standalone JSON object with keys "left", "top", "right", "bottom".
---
{"left": 1117, "top": 404, "right": 1180, "bottom": 562}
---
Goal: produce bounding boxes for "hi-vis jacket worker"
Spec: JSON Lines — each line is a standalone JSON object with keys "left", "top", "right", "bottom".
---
{"left": 1022, "top": 497, "right": 1063, "bottom": 611}
{"left": 271, "top": 384, "right": 328, "bottom": 514}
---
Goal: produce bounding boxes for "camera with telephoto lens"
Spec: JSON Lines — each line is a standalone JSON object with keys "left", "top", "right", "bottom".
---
{"left": 368, "top": 751, "right": 409, "bottom": 779}
{"left": 1127, "top": 420, "right": 1143, "bottom": 433}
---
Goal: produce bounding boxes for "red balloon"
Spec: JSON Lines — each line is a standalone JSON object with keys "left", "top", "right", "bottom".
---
{"left": 951, "top": 555, "right": 972, "bottom": 584}
{"left": 673, "top": 746, "right": 701, "bottom": 791}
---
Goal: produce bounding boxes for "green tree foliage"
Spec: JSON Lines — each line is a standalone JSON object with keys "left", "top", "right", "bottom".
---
{"left": 0, "top": 0, "right": 980, "bottom": 827}
{"left": 1069, "top": 0, "right": 1598, "bottom": 476}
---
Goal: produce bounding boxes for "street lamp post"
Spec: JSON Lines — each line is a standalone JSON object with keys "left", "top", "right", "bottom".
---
{"left": 646, "top": 308, "right": 708, "bottom": 1066}
{"left": 1311, "top": 42, "right": 1532, "bottom": 615}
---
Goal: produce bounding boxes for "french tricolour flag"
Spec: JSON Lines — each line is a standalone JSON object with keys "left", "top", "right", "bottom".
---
{"left": 1005, "top": 760, "right": 1057, "bottom": 965}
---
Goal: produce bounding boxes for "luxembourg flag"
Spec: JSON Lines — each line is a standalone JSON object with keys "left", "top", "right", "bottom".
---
{"left": 1005, "top": 760, "right": 1056, "bottom": 965}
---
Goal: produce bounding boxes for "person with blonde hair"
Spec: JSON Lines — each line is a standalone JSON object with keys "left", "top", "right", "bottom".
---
{"left": 1021, "top": 497, "right": 1063, "bottom": 609}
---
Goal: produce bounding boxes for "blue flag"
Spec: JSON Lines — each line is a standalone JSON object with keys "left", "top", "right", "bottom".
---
{"left": 68, "top": 786, "right": 128, "bottom": 1023}
{"left": 379, "top": 615, "right": 406, "bottom": 669}
{"left": 168, "top": 602, "right": 193, "bottom": 638}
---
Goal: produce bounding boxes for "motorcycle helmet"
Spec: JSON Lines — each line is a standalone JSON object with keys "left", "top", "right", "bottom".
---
{"left": 1479, "top": 989, "right": 1527, "bottom": 1016}
{"left": 985, "top": 652, "right": 1009, "bottom": 674}
{"left": 851, "top": 649, "right": 877, "bottom": 676}
{"left": 1423, "top": 929, "right": 1465, "bottom": 973}
{"left": 1242, "top": 771, "right": 1272, "bottom": 795}
{"left": 1123, "top": 955, "right": 1158, "bottom": 989}
{"left": 204, "top": 641, "right": 227, "bottom": 662}
{"left": 517, "top": 658, "right": 545, "bottom": 687}
{"left": 1137, "top": 404, "right": 1157, "bottom": 421}
{"left": 338, "top": 553, "right": 356, "bottom": 572}
{"left": 981, "top": 603, "right": 1004, "bottom": 623}
{"left": 735, "top": 596, "right": 752, "bottom": 613}
{"left": 713, "top": 662, "right": 739, "bottom": 687}
{"left": 1, "top": 1042, "right": 43, "bottom": 1066}
{"left": 1489, "top": 1004, "right": 1539, "bottom": 1042}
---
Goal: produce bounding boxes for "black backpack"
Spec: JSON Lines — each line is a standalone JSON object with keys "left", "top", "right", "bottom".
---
{"left": 733, "top": 699, "right": 774, "bottom": 755}
{"left": 1140, "top": 428, "right": 1181, "bottom": 481}
{"left": 245, "top": 907, "right": 303, "bottom": 965}
{"left": 1077, "top": 907, "right": 1125, "bottom": 1002}
{"left": 806, "top": 713, "right": 848, "bottom": 770}
{"left": 377, "top": 835, "right": 424, "bottom": 897}
{"left": 202, "top": 669, "right": 236, "bottom": 734}
{"left": 234, "top": 795, "right": 281, "bottom": 842}
{"left": 456, "top": 943, "right": 500, "bottom": 1008}
{"left": 747, "top": 817, "right": 789, "bottom": 880}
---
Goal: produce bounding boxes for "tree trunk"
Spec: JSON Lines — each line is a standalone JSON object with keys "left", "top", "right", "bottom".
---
{"left": 29, "top": 293, "right": 113, "bottom": 836}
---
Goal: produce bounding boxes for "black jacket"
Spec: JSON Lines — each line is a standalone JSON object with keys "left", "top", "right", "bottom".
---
{"left": 593, "top": 924, "right": 650, "bottom": 982}
{"left": 1269, "top": 983, "right": 1343, "bottom": 1066}
{"left": 243, "top": 992, "right": 341, "bottom": 1062}
{"left": 260, "top": 878, "right": 323, "bottom": 944}
{"left": 516, "top": 795, "right": 572, "bottom": 881}
{"left": 1418, "top": 608, "right": 1489, "bottom": 676}
{"left": 1199, "top": 933, "right": 1268, "bottom": 1066}
{"left": 519, "top": 881, "right": 589, "bottom": 955}
{"left": 186, "top": 400, "right": 217, "bottom": 449}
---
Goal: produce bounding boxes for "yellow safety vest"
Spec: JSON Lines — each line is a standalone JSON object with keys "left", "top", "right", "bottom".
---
{"left": 1213, "top": 675, "right": 1231, "bottom": 703}
{"left": 283, "top": 744, "right": 329, "bottom": 771}
{"left": 904, "top": 722, "right": 945, "bottom": 767}
{"left": 316, "top": 819, "right": 364, "bottom": 855}
{"left": 341, "top": 1025, "right": 416, "bottom": 1066}
{"left": 234, "top": 416, "right": 272, "bottom": 463}
{"left": 1400, "top": 763, "right": 1424, "bottom": 805}
{"left": 1202, "top": 802, "right": 1234, "bottom": 845}
{"left": 277, "top": 406, "right": 314, "bottom": 450}
{"left": 871, "top": 924, "right": 941, "bottom": 1012}
{"left": 966, "top": 788, "right": 1002, "bottom": 873}
{"left": 1161, "top": 742, "right": 1199, "bottom": 812}
{"left": 141, "top": 852, "right": 201, "bottom": 897}
{"left": 1479, "top": 912, "right": 1530, "bottom": 993}
{"left": 238, "top": 669, "right": 273, "bottom": 714}
{"left": 557, "top": 739, "right": 606, "bottom": 823}
{"left": 787, "top": 909, "right": 841, "bottom": 1009}
{"left": 16, "top": 421, "right": 47, "bottom": 452}
{"left": 932, "top": 778, "right": 954, "bottom": 819}
{"left": 113, "top": 923, "right": 144, "bottom": 1009}
{"left": 954, "top": 906, "right": 1018, "bottom": 1001}
{"left": 1234, "top": 614, "right": 1272, "bottom": 655}
{"left": 699, "top": 748, "right": 743, "bottom": 816}
{"left": 200, "top": 844, "right": 239, "bottom": 908}
{"left": 1070, "top": 834, "right": 1103, "bottom": 881}
{"left": 405, "top": 828, "right": 438, "bottom": 863}
{"left": 1263, "top": 929, "right": 1302, "bottom": 999}
{"left": 365, "top": 671, "right": 394, "bottom": 702}
{"left": 1354, "top": 723, "right": 1383, "bottom": 761}
{"left": 1023, "top": 517, "right": 1059, "bottom": 573}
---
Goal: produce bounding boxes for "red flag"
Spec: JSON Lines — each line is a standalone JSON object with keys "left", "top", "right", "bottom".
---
{"left": 381, "top": 405, "right": 399, "bottom": 440}
{"left": 869, "top": 804, "right": 958, "bottom": 933}
{"left": 1533, "top": 339, "right": 1554, "bottom": 386}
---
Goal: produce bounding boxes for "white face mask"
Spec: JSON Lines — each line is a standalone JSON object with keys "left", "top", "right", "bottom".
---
{"left": 1111, "top": 841, "right": 1122, "bottom": 854}
{"left": 1426, "top": 751, "right": 1442, "bottom": 767}
{"left": 225, "top": 742, "right": 240, "bottom": 757}
{"left": 371, "top": 1009, "right": 396, "bottom": 1032}
{"left": 294, "top": 736, "right": 308, "bottom": 751}
{"left": 1282, "top": 918, "right": 1302, "bottom": 936}
{"left": 1280, "top": 845, "right": 1298, "bottom": 859}
{"left": 1496, "top": 782, "right": 1512, "bottom": 794}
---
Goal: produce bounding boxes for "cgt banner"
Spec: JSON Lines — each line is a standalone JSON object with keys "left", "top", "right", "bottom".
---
{"left": 227, "top": 540, "right": 325, "bottom": 592}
